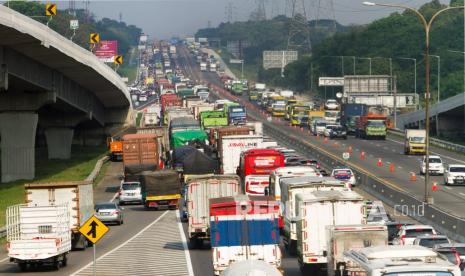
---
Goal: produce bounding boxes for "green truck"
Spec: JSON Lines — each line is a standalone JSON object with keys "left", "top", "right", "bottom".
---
{"left": 177, "top": 89, "right": 194, "bottom": 98}
{"left": 231, "top": 82, "right": 244, "bottom": 95}
{"left": 170, "top": 129, "right": 209, "bottom": 149}
{"left": 200, "top": 111, "right": 228, "bottom": 129}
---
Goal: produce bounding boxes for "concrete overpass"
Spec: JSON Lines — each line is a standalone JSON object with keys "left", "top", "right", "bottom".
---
{"left": 0, "top": 6, "right": 131, "bottom": 182}
{"left": 397, "top": 92, "right": 465, "bottom": 137}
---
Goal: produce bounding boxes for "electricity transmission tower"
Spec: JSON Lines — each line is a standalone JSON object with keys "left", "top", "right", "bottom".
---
{"left": 68, "top": 0, "right": 76, "bottom": 16}
{"left": 225, "top": 2, "right": 234, "bottom": 23}
{"left": 84, "top": 0, "right": 90, "bottom": 23}
{"left": 287, "top": 0, "right": 312, "bottom": 53}
{"left": 250, "top": 0, "right": 267, "bottom": 21}
{"left": 314, "top": 0, "right": 337, "bottom": 33}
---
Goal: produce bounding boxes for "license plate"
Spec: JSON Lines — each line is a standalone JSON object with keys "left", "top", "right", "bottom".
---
{"left": 100, "top": 212, "right": 110, "bottom": 215}
{"left": 125, "top": 193, "right": 134, "bottom": 196}
{"left": 158, "top": 200, "right": 168, "bottom": 205}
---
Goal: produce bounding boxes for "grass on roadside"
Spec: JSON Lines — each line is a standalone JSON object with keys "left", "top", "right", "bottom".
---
{"left": 0, "top": 145, "right": 108, "bottom": 227}
{"left": 215, "top": 48, "right": 258, "bottom": 81}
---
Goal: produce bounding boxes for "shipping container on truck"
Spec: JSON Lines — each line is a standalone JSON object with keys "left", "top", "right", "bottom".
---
{"left": 160, "top": 94, "right": 182, "bottom": 114}
{"left": 267, "top": 167, "right": 321, "bottom": 201}
{"left": 279, "top": 176, "right": 348, "bottom": 255}
{"left": 238, "top": 149, "right": 285, "bottom": 195}
{"left": 164, "top": 107, "right": 191, "bottom": 126}
{"left": 219, "top": 135, "right": 263, "bottom": 174}
{"left": 326, "top": 224, "right": 388, "bottom": 276}
{"left": 169, "top": 116, "right": 201, "bottom": 134}
{"left": 213, "top": 126, "right": 252, "bottom": 149}
{"left": 186, "top": 175, "right": 241, "bottom": 248}
{"left": 24, "top": 181, "right": 94, "bottom": 250}
{"left": 341, "top": 103, "right": 368, "bottom": 134}
{"left": 209, "top": 195, "right": 282, "bottom": 275}
{"left": 122, "top": 133, "right": 160, "bottom": 175}
{"left": 139, "top": 170, "right": 181, "bottom": 209}
{"left": 6, "top": 204, "right": 71, "bottom": 270}
{"left": 295, "top": 190, "right": 365, "bottom": 272}
{"left": 183, "top": 96, "right": 204, "bottom": 110}
{"left": 136, "top": 126, "right": 170, "bottom": 162}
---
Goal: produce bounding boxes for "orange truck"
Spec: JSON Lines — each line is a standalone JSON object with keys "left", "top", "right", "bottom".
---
{"left": 108, "top": 137, "right": 123, "bottom": 161}
{"left": 355, "top": 113, "right": 387, "bottom": 140}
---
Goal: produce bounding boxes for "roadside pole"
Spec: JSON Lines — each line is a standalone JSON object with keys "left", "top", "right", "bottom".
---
{"left": 79, "top": 216, "right": 110, "bottom": 276}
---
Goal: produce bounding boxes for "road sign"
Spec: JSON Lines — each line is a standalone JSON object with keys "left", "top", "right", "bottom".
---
{"left": 230, "top": 59, "right": 243, "bottom": 64}
{"left": 343, "top": 152, "right": 350, "bottom": 160}
{"left": 262, "top": 50, "right": 298, "bottom": 70}
{"left": 70, "top": 20, "right": 79, "bottom": 30}
{"left": 45, "top": 4, "right": 57, "bottom": 16}
{"left": 114, "top": 55, "right": 123, "bottom": 65}
{"left": 90, "top": 33, "right": 100, "bottom": 44}
{"left": 79, "top": 216, "right": 109, "bottom": 244}
{"left": 319, "top": 77, "right": 344, "bottom": 87}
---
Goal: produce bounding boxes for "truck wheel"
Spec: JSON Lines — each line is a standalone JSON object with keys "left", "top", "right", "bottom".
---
{"left": 288, "top": 240, "right": 297, "bottom": 256}
{"left": 189, "top": 237, "right": 198, "bottom": 249}
{"left": 53, "top": 258, "right": 60, "bottom": 270}
{"left": 18, "top": 262, "right": 28, "bottom": 272}
{"left": 62, "top": 255, "right": 68, "bottom": 267}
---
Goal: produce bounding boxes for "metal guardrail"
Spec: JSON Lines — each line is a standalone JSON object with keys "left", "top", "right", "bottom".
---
{"left": 388, "top": 129, "right": 465, "bottom": 155}
{"left": 0, "top": 227, "right": 5, "bottom": 238}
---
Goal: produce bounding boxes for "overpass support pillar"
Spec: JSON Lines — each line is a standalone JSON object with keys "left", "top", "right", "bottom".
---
{"left": 44, "top": 127, "right": 74, "bottom": 159}
{"left": 0, "top": 112, "right": 38, "bottom": 183}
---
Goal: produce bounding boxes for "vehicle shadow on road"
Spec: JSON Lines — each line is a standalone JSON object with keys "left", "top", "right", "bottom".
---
{"left": 163, "top": 241, "right": 186, "bottom": 251}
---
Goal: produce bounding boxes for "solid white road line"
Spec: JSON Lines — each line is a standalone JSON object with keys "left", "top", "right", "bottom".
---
{"left": 460, "top": 193, "right": 465, "bottom": 197}
{"left": 444, "top": 186, "right": 452, "bottom": 190}
{"left": 110, "top": 192, "right": 119, "bottom": 202}
{"left": 176, "top": 211, "right": 194, "bottom": 276}
{"left": 70, "top": 210, "right": 170, "bottom": 276}
{"left": 0, "top": 257, "right": 8, "bottom": 263}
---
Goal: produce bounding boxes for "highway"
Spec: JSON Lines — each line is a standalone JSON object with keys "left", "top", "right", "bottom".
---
{"left": 0, "top": 162, "right": 193, "bottom": 276}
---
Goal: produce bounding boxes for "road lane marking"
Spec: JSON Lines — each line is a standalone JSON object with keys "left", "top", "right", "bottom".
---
{"left": 398, "top": 166, "right": 403, "bottom": 169}
{"left": 460, "top": 193, "right": 465, "bottom": 197}
{"left": 0, "top": 257, "right": 8, "bottom": 263}
{"left": 176, "top": 211, "right": 194, "bottom": 276}
{"left": 445, "top": 186, "right": 452, "bottom": 190}
{"left": 71, "top": 210, "right": 171, "bottom": 276}
{"left": 110, "top": 191, "right": 119, "bottom": 202}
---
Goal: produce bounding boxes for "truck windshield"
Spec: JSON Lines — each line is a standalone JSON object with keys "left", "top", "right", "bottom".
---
{"left": 367, "top": 120, "right": 385, "bottom": 127}
{"left": 231, "top": 107, "right": 245, "bottom": 113}
{"left": 384, "top": 272, "right": 453, "bottom": 276}
{"left": 325, "top": 111, "right": 340, "bottom": 118}
{"left": 410, "top": 137, "right": 425, "bottom": 143}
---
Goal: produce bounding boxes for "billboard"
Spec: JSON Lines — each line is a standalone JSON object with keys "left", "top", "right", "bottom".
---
{"left": 319, "top": 77, "right": 344, "bottom": 86}
{"left": 140, "top": 34, "right": 148, "bottom": 43}
{"left": 263, "top": 51, "right": 298, "bottom": 70}
{"left": 95, "top": 40, "right": 118, "bottom": 62}
{"left": 347, "top": 94, "right": 417, "bottom": 108}
{"left": 343, "top": 75, "right": 392, "bottom": 94}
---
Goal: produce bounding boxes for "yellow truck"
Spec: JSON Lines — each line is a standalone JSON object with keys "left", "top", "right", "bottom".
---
{"left": 267, "top": 95, "right": 285, "bottom": 113}
{"left": 290, "top": 105, "right": 311, "bottom": 126}
{"left": 404, "top": 129, "right": 426, "bottom": 154}
{"left": 308, "top": 110, "right": 325, "bottom": 128}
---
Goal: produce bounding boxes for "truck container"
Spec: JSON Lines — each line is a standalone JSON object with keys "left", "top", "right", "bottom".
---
{"left": 290, "top": 105, "right": 311, "bottom": 126}
{"left": 295, "top": 190, "right": 365, "bottom": 272}
{"left": 176, "top": 88, "right": 195, "bottom": 98}
{"left": 210, "top": 195, "right": 281, "bottom": 275}
{"left": 326, "top": 224, "right": 388, "bottom": 276}
{"left": 267, "top": 166, "right": 320, "bottom": 201}
{"left": 136, "top": 126, "right": 170, "bottom": 159}
{"left": 123, "top": 133, "right": 160, "bottom": 174}
{"left": 170, "top": 129, "right": 208, "bottom": 149}
{"left": 280, "top": 90, "right": 294, "bottom": 99}
{"left": 214, "top": 126, "right": 252, "bottom": 149}
{"left": 209, "top": 63, "right": 217, "bottom": 72}
{"left": 160, "top": 94, "right": 182, "bottom": 114}
{"left": 169, "top": 116, "right": 201, "bottom": 134}
{"left": 279, "top": 176, "right": 348, "bottom": 254}
{"left": 238, "top": 149, "right": 285, "bottom": 195}
{"left": 200, "top": 62, "right": 207, "bottom": 71}
{"left": 355, "top": 113, "right": 387, "bottom": 140}
{"left": 164, "top": 107, "right": 191, "bottom": 126}
{"left": 6, "top": 204, "right": 71, "bottom": 270}
{"left": 341, "top": 103, "right": 368, "bottom": 134}
{"left": 219, "top": 135, "right": 263, "bottom": 174}
{"left": 341, "top": 245, "right": 461, "bottom": 276}
{"left": 200, "top": 111, "right": 228, "bottom": 129}
{"left": 143, "top": 112, "right": 160, "bottom": 127}
{"left": 404, "top": 129, "right": 426, "bottom": 155}
{"left": 139, "top": 170, "right": 181, "bottom": 209}
{"left": 24, "top": 181, "right": 94, "bottom": 250}
{"left": 183, "top": 96, "right": 204, "bottom": 110}
{"left": 222, "top": 260, "right": 282, "bottom": 276}
{"left": 186, "top": 175, "right": 241, "bottom": 248}
{"left": 193, "top": 103, "right": 214, "bottom": 120}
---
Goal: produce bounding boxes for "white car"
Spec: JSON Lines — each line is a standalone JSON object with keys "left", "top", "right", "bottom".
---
{"left": 325, "top": 99, "right": 339, "bottom": 110}
{"left": 119, "top": 181, "right": 143, "bottom": 205}
{"left": 392, "top": 225, "right": 437, "bottom": 245}
{"left": 312, "top": 120, "right": 326, "bottom": 136}
{"left": 420, "top": 155, "right": 445, "bottom": 175}
{"left": 323, "top": 124, "right": 340, "bottom": 137}
{"left": 444, "top": 164, "right": 465, "bottom": 185}
{"left": 331, "top": 167, "right": 356, "bottom": 187}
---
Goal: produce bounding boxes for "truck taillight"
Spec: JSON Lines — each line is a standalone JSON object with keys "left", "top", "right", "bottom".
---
{"left": 278, "top": 216, "right": 284, "bottom": 228}
{"left": 401, "top": 235, "right": 406, "bottom": 244}
{"left": 455, "top": 252, "right": 461, "bottom": 266}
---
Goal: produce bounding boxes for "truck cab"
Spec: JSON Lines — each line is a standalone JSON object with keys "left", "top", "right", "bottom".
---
{"left": 290, "top": 105, "right": 310, "bottom": 126}
{"left": 224, "top": 103, "right": 247, "bottom": 125}
{"left": 404, "top": 129, "right": 426, "bottom": 154}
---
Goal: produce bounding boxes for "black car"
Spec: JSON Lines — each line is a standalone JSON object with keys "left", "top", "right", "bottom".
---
{"left": 329, "top": 125, "right": 347, "bottom": 139}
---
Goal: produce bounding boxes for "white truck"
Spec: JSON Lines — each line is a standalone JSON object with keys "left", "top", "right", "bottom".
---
{"left": 326, "top": 224, "right": 388, "bottom": 276}
{"left": 280, "top": 176, "right": 348, "bottom": 255}
{"left": 169, "top": 45, "right": 176, "bottom": 54}
{"left": 200, "top": 62, "right": 207, "bottom": 71}
{"left": 295, "top": 190, "right": 365, "bottom": 273}
{"left": 6, "top": 204, "right": 71, "bottom": 270}
{"left": 209, "top": 63, "right": 217, "bottom": 72}
{"left": 404, "top": 129, "right": 426, "bottom": 155}
{"left": 143, "top": 113, "right": 160, "bottom": 127}
{"left": 24, "top": 181, "right": 94, "bottom": 250}
{"left": 267, "top": 167, "right": 321, "bottom": 200}
{"left": 186, "top": 175, "right": 241, "bottom": 248}
{"left": 342, "top": 245, "right": 461, "bottom": 276}
{"left": 219, "top": 135, "right": 263, "bottom": 174}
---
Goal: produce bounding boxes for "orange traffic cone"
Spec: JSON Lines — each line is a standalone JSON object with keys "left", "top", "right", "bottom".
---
{"left": 432, "top": 182, "right": 438, "bottom": 191}
{"left": 377, "top": 158, "right": 383, "bottom": 167}
{"left": 360, "top": 151, "right": 365, "bottom": 160}
{"left": 389, "top": 163, "right": 395, "bottom": 173}
{"left": 317, "top": 134, "right": 320, "bottom": 140}
{"left": 324, "top": 137, "right": 329, "bottom": 144}
{"left": 410, "top": 172, "right": 417, "bottom": 182}
{"left": 348, "top": 146, "right": 353, "bottom": 154}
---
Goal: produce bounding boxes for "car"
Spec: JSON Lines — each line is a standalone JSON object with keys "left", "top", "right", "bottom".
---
{"left": 420, "top": 155, "right": 445, "bottom": 175}
{"left": 323, "top": 124, "right": 340, "bottom": 137}
{"left": 312, "top": 120, "right": 327, "bottom": 136}
{"left": 94, "top": 202, "right": 124, "bottom": 225}
{"left": 434, "top": 248, "right": 464, "bottom": 270}
{"left": 384, "top": 222, "right": 414, "bottom": 244}
{"left": 392, "top": 224, "right": 437, "bottom": 245}
{"left": 413, "top": 234, "right": 450, "bottom": 249}
{"left": 444, "top": 164, "right": 465, "bottom": 185}
{"left": 119, "top": 181, "right": 143, "bottom": 205}
{"left": 303, "top": 159, "right": 321, "bottom": 169}
{"left": 328, "top": 125, "right": 347, "bottom": 139}
{"left": 331, "top": 167, "right": 356, "bottom": 187}
{"left": 325, "top": 99, "right": 339, "bottom": 110}
{"left": 434, "top": 243, "right": 465, "bottom": 267}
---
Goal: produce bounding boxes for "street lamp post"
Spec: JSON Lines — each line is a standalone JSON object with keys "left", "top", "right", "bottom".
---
{"left": 356, "top": 57, "right": 372, "bottom": 75}
{"left": 363, "top": 1, "right": 464, "bottom": 204}
{"left": 429, "top": 55, "right": 441, "bottom": 103}
{"left": 396, "top": 57, "right": 418, "bottom": 110}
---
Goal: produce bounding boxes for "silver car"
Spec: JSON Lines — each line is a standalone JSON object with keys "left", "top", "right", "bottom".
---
{"left": 119, "top": 181, "right": 143, "bottom": 205}
{"left": 95, "top": 202, "right": 124, "bottom": 225}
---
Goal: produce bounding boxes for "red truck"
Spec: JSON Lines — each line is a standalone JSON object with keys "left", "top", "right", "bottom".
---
{"left": 160, "top": 94, "right": 182, "bottom": 113}
{"left": 355, "top": 113, "right": 387, "bottom": 140}
{"left": 238, "top": 149, "right": 285, "bottom": 195}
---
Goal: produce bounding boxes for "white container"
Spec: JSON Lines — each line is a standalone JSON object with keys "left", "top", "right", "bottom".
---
{"left": 219, "top": 135, "right": 263, "bottom": 174}
{"left": 186, "top": 175, "right": 241, "bottom": 245}
{"left": 7, "top": 204, "right": 71, "bottom": 269}
{"left": 268, "top": 167, "right": 320, "bottom": 200}
{"left": 295, "top": 190, "right": 365, "bottom": 269}
{"left": 144, "top": 112, "right": 160, "bottom": 127}
{"left": 25, "top": 181, "right": 94, "bottom": 250}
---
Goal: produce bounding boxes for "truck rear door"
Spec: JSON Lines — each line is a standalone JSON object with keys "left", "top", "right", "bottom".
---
{"left": 246, "top": 215, "right": 280, "bottom": 265}
{"left": 306, "top": 201, "right": 332, "bottom": 257}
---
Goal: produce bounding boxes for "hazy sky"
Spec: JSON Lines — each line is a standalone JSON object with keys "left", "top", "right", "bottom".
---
{"left": 9, "top": 0, "right": 452, "bottom": 39}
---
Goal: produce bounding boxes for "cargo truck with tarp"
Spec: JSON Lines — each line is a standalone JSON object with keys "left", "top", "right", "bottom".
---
{"left": 200, "top": 111, "right": 228, "bottom": 129}
{"left": 170, "top": 129, "right": 208, "bottom": 149}
{"left": 139, "top": 170, "right": 181, "bottom": 209}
